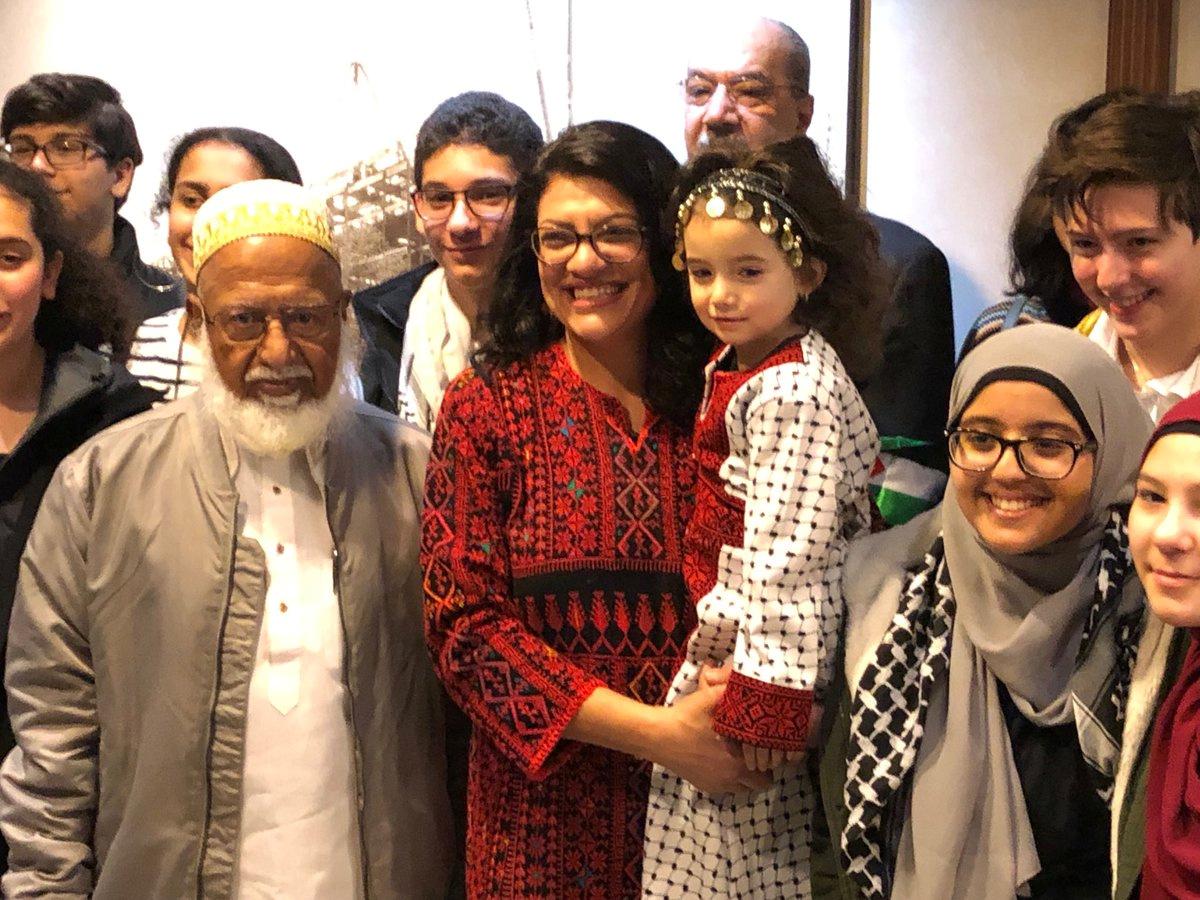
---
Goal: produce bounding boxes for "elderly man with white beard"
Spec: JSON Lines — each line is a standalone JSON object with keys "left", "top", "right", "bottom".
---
{"left": 0, "top": 180, "right": 453, "bottom": 899}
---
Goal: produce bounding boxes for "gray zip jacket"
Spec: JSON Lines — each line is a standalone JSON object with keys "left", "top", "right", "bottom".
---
{"left": 0, "top": 394, "right": 453, "bottom": 898}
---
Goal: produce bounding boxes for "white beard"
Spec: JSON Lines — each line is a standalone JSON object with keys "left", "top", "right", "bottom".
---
{"left": 197, "top": 313, "right": 363, "bottom": 459}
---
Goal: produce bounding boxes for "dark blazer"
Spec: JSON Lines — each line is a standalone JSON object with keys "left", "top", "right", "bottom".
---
{"left": 862, "top": 214, "right": 955, "bottom": 471}
{"left": 353, "top": 261, "right": 439, "bottom": 414}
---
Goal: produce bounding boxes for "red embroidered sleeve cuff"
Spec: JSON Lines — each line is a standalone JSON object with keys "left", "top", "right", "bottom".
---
{"left": 712, "top": 670, "right": 813, "bottom": 751}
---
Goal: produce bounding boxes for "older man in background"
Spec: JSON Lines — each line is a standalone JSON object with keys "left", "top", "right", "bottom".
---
{"left": 683, "top": 16, "right": 956, "bottom": 524}
{"left": 0, "top": 180, "right": 451, "bottom": 898}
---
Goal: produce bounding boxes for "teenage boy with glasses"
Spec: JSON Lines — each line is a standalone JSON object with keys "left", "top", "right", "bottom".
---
{"left": 354, "top": 91, "right": 543, "bottom": 427}
{"left": 1, "top": 73, "right": 184, "bottom": 323}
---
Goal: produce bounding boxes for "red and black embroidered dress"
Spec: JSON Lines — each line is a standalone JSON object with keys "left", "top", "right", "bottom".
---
{"left": 422, "top": 343, "right": 696, "bottom": 899}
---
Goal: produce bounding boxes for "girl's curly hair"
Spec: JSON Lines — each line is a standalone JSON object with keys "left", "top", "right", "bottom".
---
{"left": 475, "top": 120, "right": 713, "bottom": 427}
{"left": 672, "top": 137, "right": 890, "bottom": 383}
{"left": 0, "top": 159, "right": 135, "bottom": 359}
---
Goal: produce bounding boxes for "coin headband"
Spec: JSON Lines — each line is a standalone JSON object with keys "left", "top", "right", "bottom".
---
{"left": 672, "top": 167, "right": 809, "bottom": 272}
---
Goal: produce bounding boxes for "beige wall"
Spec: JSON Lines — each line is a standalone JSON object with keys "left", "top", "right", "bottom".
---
{"left": 1178, "top": 0, "right": 1200, "bottom": 90}
{"left": 864, "top": 0, "right": 1109, "bottom": 344}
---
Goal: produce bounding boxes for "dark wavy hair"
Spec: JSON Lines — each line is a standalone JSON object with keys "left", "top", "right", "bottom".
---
{"left": 413, "top": 91, "right": 543, "bottom": 186}
{"left": 1, "top": 73, "right": 142, "bottom": 211}
{"left": 673, "top": 137, "right": 889, "bottom": 382}
{"left": 151, "top": 126, "right": 302, "bottom": 220}
{"left": 476, "top": 120, "right": 712, "bottom": 427}
{"left": 0, "top": 159, "right": 134, "bottom": 357}
{"left": 1038, "top": 89, "right": 1200, "bottom": 238}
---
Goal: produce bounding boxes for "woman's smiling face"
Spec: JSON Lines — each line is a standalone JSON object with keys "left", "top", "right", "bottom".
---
{"left": 950, "top": 380, "right": 1095, "bottom": 554}
{"left": 535, "top": 173, "right": 657, "bottom": 349}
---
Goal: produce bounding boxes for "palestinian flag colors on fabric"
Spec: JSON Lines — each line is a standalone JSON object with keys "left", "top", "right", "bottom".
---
{"left": 869, "top": 440, "right": 946, "bottom": 527}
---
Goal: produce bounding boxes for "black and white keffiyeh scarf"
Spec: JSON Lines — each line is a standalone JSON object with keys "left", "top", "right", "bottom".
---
{"left": 842, "top": 509, "right": 1142, "bottom": 900}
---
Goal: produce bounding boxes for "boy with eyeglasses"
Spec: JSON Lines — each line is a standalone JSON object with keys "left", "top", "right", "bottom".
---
{"left": 1, "top": 73, "right": 184, "bottom": 323}
{"left": 354, "top": 91, "right": 543, "bottom": 428}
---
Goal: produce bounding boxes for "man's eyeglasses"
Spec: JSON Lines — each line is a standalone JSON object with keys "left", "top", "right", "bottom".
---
{"left": 412, "top": 183, "right": 515, "bottom": 223}
{"left": 682, "top": 74, "right": 805, "bottom": 112}
{"left": 203, "top": 304, "right": 342, "bottom": 343}
{"left": 946, "top": 428, "right": 1097, "bottom": 480}
{"left": 2, "top": 135, "right": 109, "bottom": 169}
{"left": 531, "top": 224, "right": 645, "bottom": 266}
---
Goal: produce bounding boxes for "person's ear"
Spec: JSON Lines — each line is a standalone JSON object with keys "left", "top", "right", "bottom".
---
{"left": 41, "top": 249, "right": 64, "bottom": 300}
{"left": 794, "top": 93, "right": 815, "bottom": 135}
{"left": 109, "top": 157, "right": 135, "bottom": 202}
{"left": 794, "top": 255, "right": 826, "bottom": 297}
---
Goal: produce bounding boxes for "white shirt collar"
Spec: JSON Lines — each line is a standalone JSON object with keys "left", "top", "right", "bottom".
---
{"left": 217, "top": 423, "right": 327, "bottom": 488}
{"left": 1089, "top": 312, "right": 1200, "bottom": 419}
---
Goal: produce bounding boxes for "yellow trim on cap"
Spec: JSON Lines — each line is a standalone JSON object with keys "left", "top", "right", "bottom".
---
{"left": 193, "top": 197, "right": 336, "bottom": 273}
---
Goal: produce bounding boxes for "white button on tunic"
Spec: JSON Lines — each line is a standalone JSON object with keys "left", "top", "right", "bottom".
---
{"left": 230, "top": 446, "right": 363, "bottom": 900}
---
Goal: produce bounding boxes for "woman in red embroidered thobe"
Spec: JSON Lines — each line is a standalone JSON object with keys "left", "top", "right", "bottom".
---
{"left": 642, "top": 141, "right": 887, "bottom": 898}
{"left": 422, "top": 122, "right": 764, "bottom": 899}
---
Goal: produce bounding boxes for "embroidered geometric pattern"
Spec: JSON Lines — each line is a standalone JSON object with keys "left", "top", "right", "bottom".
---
{"left": 423, "top": 344, "right": 695, "bottom": 899}
{"left": 840, "top": 539, "right": 954, "bottom": 900}
{"left": 643, "top": 331, "right": 878, "bottom": 898}
{"left": 712, "top": 670, "right": 815, "bottom": 750}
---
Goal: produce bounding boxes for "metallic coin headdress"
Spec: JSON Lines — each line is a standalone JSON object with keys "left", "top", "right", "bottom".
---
{"left": 673, "top": 167, "right": 809, "bottom": 272}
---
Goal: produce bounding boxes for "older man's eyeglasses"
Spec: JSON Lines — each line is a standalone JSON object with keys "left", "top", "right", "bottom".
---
{"left": 412, "top": 182, "right": 515, "bottom": 223}
{"left": 203, "top": 304, "right": 342, "bottom": 343}
{"left": 2, "top": 135, "right": 109, "bottom": 169}
{"left": 531, "top": 224, "right": 645, "bottom": 266}
{"left": 946, "top": 428, "right": 1097, "bottom": 480}
{"left": 682, "top": 74, "right": 804, "bottom": 112}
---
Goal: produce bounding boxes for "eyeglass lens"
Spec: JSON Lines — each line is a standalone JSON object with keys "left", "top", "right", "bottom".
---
{"left": 948, "top": 431, "right": 1080, "bottom": 479}
{"left": 532, "top": 225, "right": 643, "bottom": 265}
{"left": 414, "top": 184, "right": 513, "bottom": 222}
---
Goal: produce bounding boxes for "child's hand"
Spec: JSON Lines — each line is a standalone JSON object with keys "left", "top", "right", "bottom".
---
{"left": 740, "top": 743, "right": 804, "bottom": 773}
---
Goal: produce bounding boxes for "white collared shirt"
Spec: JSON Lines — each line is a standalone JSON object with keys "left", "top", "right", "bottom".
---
{"left": 226, "top": 437, "right": 363, "bottom": 900}
{"left": 1089, "top": 311, "right": 1200, "bottom": 422}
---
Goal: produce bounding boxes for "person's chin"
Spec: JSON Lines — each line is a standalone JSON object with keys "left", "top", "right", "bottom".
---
{"left": 1147, "top": 590, "right": 1200, "bottom": 629}
{"left": 975, "top": 512, "right": 1051, "bottom": 555}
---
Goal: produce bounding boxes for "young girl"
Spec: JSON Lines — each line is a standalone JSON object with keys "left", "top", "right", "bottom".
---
{"left": 641, "top": 137, "right": 887, "bottom": 898}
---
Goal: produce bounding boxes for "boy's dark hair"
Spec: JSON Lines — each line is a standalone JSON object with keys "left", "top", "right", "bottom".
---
{"left": 1, "top": 73, "right": 142, "bottom": 211}
{"left": 476, "top": 120, "right": 713, "bottom": 427}
{"left": 152, "top": 126, "right": 302, "bottom": 220}
{"left": 413, "top": 92, "right": 543, "bottom": 186}
{"left": 673, "top": 137, "right": 890, "bottom": 383}
{"left": 1037, "top": 89, "right": 1200, "bottom": 239}
{"left": 0, "top": 159, "right": 135, "bottom": 357}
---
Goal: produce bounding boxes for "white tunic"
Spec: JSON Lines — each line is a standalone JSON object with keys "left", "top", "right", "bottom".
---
{"left": 226, "top": 437, "right": 364, "bottom": 900}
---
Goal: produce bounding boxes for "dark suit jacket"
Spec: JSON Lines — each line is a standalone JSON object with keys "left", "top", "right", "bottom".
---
{"left": 863, "top": 213, "right": 955, "bottom": 471}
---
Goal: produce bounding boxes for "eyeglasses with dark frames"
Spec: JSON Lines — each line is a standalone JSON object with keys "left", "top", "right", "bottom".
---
{"left": 412, "top": 182, "right": 515, "bottom": 223}
{"left": 681, "top": 74, "right": 808, "bottom": 111}
{"left": 2, "top": 134, "right": 109, "bottom": 169}
{"left": 946, "top": 428, "right": 1097, "bottom": 481}
{"left": 531, "top": 223, "right": 646, "bottom": 266}
{"left": 202, "top": 304, "right": 343, "bottom": 343}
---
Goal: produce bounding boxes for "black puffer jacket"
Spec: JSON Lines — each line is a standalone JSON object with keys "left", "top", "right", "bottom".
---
{"left": 0, "top": 346, "right": 158, "bottom": 752}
